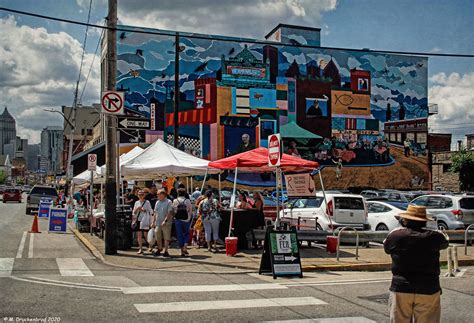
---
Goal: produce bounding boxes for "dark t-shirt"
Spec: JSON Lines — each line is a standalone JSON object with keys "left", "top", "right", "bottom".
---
{"left": 384, "top": 227, "right": 449, "bottom": 294}
{"left": 127, "top": 194, "right": 139, "bottom": 208}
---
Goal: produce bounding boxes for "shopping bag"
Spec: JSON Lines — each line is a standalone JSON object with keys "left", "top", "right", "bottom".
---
{"left": 147, "top": 228, "right": 156, "bottom": 245}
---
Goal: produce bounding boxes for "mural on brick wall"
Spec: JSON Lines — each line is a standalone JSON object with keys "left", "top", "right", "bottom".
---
{"left": 114, "top": 25, "right": 429, "bottom": 189}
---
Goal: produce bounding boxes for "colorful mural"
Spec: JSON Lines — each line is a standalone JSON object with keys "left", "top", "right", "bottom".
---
{"left": 113, "top": 24, "right": 429, "bottom": 189}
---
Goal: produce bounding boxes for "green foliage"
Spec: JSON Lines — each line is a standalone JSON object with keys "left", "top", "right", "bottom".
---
{"left": 0, "top": 170, "right": 6, "bottom": 184}
{"left": 450, "top": 148, "right": 474, "bottom": 191}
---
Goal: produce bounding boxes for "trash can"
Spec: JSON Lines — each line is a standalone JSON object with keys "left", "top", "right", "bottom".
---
{"left": 116, "top": 204, "right": 133, "bottom": 250}
{"left": 326, "top": 236, "right": 338, "bottom": 253}
{"left": 225, "top": 237, "right": 238, "bottom": 256}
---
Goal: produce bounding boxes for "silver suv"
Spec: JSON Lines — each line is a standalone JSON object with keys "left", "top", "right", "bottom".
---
{"left": 26, "top": 185, "right": 58, "bottom": 215}
{"left": 410, "top": 194, "right": 474, "bottom": 229}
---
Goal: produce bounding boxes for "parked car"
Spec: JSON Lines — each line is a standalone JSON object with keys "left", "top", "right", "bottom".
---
{"left": 22, "top": 185, "right": 32, "bottom": 193}
{"left": 280, "top": 193, "right": 370, "bottom": 231}
{"left": 3, "top": 187, "right": 22, "bottom": 203}
{"left": 410, "top": 195, "right": 471, "bottom": 229}
{"left": 361, "top": 190, "right": 384, "bottom": 198}
{"left": 26, "top": 185, "right": 59, "bottom": 215}
{"left": 367, "top": 201, "right": 404, "bottom": 231}
{"left": 0, "top": 185, "right": 6, "bottom": 195}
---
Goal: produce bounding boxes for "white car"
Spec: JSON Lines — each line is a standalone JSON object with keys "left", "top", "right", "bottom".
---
{"left": 367, "top": 201, "right": 403, "bottom": 231}
{"left": 280, "top": 193, "right": 370, "bottom": 231}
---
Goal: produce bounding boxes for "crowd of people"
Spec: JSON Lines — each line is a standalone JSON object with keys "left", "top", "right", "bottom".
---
{"left": 119, "top": 183, "right": 266, "bottom": 257}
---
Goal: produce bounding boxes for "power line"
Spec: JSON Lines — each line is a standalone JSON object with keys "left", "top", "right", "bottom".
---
{"left": 1, "top": 6, "right": 474, "bottom": 58}
{"left": 79, "top": 20, "right": 105, "bottom": 104}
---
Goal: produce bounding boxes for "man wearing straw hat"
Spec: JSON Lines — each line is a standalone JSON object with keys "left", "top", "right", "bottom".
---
{"left": 384, "top": 205, "right": 449, "bottom": 323}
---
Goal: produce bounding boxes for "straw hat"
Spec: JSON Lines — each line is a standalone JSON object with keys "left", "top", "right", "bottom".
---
{"left": 399, "top": 205, "right": 433, "bottom": 222}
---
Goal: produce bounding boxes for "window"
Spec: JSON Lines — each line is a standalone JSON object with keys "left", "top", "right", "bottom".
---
{"left": 335, "top": 197, "right": 364, "bottom": 210}
{"left": 442, "top": 164, "right": 451, "bottom": 173}
{"left": 292, "top": 199, "right": 306, "bottom": 209}
{"left": 411, "top": 197, "right": 427, "bottom": 206}
{"left": 438, "top": 197, "right": 453, "bottom": 209}
{"left": 460, "top": 198, "right": 474, "bottom": 209}
{"left": 426, "top": 197, "right": 442, "bottom": 209}
{"left": 87, "top": 129, "right": 93, "bottom": 136}
{"left": 305, "top": 197, "right": 324, "bottom": 208}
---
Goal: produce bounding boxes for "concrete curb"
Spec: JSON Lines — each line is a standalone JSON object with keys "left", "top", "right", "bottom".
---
{"left": 70, "top": 226, "right": 105, "bottom": 262}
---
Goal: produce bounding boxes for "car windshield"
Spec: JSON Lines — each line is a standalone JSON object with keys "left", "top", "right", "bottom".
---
{"left": 30, "top": 187, "right": 58, "bottom": 196}
{"left": 5, "top": 188, "right": 19, "bottom": 193}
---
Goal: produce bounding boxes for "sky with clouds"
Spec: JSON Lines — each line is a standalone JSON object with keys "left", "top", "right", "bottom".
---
{"left": 0, "top": 0, "right": 472, "bottom": 145}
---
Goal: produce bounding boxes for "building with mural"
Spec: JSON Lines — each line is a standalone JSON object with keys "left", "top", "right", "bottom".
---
{"left": 102, "top": 23, "right": 430, "bottom": 189}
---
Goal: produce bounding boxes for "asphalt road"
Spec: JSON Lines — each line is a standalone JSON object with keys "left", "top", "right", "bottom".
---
{"left": 1, "top": 196, "right": 473, "bottom": 322}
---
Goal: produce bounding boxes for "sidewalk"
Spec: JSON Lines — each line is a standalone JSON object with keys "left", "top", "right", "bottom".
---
{"left": 71, "top": 226, "right": 474, "bottom": 274}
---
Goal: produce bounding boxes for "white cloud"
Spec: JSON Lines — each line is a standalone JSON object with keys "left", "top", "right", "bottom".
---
{"left": 428, "top": 72, "right": 474, "bottom": 144}
{"left": 0, "top": 16, "right": 101, "bottom": 144}
{"left": 117, "top": 0, "right": 338, "bottom": 39}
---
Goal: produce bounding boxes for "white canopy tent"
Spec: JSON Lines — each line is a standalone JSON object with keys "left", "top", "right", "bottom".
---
{"left": 72, "top": 166, "right": 101, "bottom": 185}
{"left": 121, "top": 139, "right": 218, "bottom": 179}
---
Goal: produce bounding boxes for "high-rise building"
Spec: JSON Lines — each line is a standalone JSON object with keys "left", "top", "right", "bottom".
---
{"left": 0, "top": 107, "right": 17, "bottom": 155}
{"left": 27, "top": 144, "right": 40, "bottom": 171}
{"left": 41, "top": 126, "right": 63, "bottom": 175}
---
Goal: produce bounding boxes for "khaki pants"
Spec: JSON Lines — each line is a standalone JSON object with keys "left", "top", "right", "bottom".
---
{"left": 154, "top": 223, "right": 172, "bottom": 250}
{"left": 389, "top": 291, "right": 441, "bottom": 323}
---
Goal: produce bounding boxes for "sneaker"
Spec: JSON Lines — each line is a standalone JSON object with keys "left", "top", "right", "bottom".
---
{"left": 163, "top": 251, "right": 170, "bottom": 257}
{"left": 152, "top": 250, "right": 161, "bottom": 257}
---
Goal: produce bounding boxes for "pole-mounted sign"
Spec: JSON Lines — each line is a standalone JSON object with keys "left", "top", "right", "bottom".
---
{"left": 88, "top": 154, "right": 97, "bottom": 171}
{"left": 101, "top": 91, "right": 124, "bottom": 115}
{"left": 268, "top": 133, "right": 281, "bottom": 167}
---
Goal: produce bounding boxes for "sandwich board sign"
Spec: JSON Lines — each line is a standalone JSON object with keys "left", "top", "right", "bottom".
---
{"left": 48, "top": 207, "right": 68, "bottom": 233}
{"left": 259, "top": 227, "right": 303, "bottom": 279}
{"left": 38, "top": 198, "right": 53, "bottom": 219}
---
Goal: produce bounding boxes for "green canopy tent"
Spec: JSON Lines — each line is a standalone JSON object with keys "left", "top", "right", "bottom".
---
{"left": 280, "top": 121, "right": 322, "bottom": 160}
{"left": 280, "top": 121, "right": 323, "bottom": 139}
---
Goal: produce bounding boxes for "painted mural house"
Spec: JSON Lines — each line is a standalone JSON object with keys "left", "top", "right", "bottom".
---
{"left": 101, "top": 23, "right": 429, "bottom": 189}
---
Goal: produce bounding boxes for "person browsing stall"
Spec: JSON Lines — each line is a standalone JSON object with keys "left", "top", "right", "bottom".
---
{"left": 152, "top": 189, "right": 174, "bottom": 257}
{"left": 173, "top": 188, "right": 193, "bottom": 257}
{"left": 132, "top": 190, "right": 153, "bottom": 254}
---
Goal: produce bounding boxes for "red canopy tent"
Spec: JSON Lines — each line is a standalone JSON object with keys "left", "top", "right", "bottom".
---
{"left": 208, "top": 147, "right": 319, "bottom": 172}
{"left": 208, "top": 147, "right": 319, "bottom": 238}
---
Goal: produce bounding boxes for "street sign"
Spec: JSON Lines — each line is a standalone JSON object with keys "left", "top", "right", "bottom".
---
{"left": 88, "top": 154, "right": 97, "bottom": 171}
{"left": 285, "top": 173, "right": 316, "bottom": 197}
{"left": 38, "top": 198, "right": 53, "bottom": 219}
{"left": 118, "top": 117, "right": 150, "bottom": 130}
{"left": 48, "top": 207, "right": 68, "bottom": 233}
{"left": 101, "top": 91, "right": 124, "bottom": 115}
{"left": 268, "top": 133, "right": 281, "bottom": 167}
{"left": 150, "top": 103, "right": 156, "bottom": 130}
{"left": 259, "top": 227, "right": 303, "bottom": 279}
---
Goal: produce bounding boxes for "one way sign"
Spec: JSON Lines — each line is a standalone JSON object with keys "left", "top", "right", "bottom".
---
{"left": 118, "top": 117, "right": 150, "bottom": 130}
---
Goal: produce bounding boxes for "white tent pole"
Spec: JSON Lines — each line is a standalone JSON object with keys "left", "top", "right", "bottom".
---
{"left": 200, "top": 167, "right": 209, "bottom": 194}
{"left": 275, "top": 166, "right": 280, "bottom": 228}
{"left": 228, "top": 167, "right": 238, "bottom": 237}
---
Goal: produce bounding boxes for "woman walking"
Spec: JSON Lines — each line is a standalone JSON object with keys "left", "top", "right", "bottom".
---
{"left": 132, "top": 190, "right": 153, "bottom": 254}
{"left": 173, "top": 188, "right": 193, "bottom": 257}
{"left": 199, "top": 190, "right": 221, "bottom": 252}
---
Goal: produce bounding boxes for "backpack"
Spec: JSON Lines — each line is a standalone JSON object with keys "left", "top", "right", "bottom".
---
{"left": 175, "top": 198, "right": 189, "bottom": 220}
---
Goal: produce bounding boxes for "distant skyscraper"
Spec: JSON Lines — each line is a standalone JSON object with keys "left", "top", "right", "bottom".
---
{"left": 41, "top": 126, "right": 63, "bottom": 174}
{"left": 0, "top": 107, "right": 17, "bottom": 155}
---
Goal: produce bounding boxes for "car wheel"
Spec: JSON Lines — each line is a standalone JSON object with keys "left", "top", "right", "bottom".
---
{"left": 26, "top": 208, "right": 31, "bottom": 215}
{"left": 376, "top": 223, "right": 389, "bottom": 231}
{"left": 438, "top": 221, "right": 448, "bottom": 230}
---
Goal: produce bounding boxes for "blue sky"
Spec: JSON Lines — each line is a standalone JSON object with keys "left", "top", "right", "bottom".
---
{"left": 0, "top": 0, "right": 472, "bottom": 144}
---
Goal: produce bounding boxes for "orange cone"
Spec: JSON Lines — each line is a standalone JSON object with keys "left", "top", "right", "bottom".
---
{"left": 29, "top": 214, "right": 41, "bottom": 233}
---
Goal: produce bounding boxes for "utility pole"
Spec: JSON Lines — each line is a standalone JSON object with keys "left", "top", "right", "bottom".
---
{"left": 105, "top": 0, "right": 118, "bottom": 255}
{"left": 173, "top": 32, "right": 180, "bottom": 147}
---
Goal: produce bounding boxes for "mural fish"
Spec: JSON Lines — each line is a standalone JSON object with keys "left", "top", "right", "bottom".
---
{"left": 254, "top": 93, "right": 264, "bottom": 100}
{"left": 334, "top": 94, "right": 354, "bottom": 106}
{"left": 129, "top": 69, "right": 140, "bottom": 78}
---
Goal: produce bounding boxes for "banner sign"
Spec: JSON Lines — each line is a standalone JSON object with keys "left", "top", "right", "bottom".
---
{"left": 259, "top": 227, "right": 303, "bottom": 279}
{"left": 285, "top": 173, "right": 316, "bottom": 197}
{"left": 48, "top": 207, "right": 68, "bottom": 233}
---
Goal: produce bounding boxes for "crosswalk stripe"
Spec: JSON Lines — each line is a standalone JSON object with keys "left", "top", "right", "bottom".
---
{"left": 16, "top": 231, "right": 27, "bottom": 259}
{"left": 263, "top": 317, "right": 376, "bottom": 323}
{"left": 134, "top": 297, "right": 327, "bottom": 313}
{"left": 28, "top": 233, "right": 34, "bottom": 258}
{"left": 56, "top": 258, "right": 94, "bottom": 277}
{"left": 0, "top": 258, "right": 14, "bottom": 277}
{"left": 123, "top": 283, "right": 287, "bottom": 294}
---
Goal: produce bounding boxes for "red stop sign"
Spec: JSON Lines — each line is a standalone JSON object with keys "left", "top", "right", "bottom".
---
{"left": 268, "top": 134, "right": 280, "bottom": 166}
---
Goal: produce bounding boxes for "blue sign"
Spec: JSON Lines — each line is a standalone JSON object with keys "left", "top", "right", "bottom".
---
{"left": 38, "top": 199, "right": 53, "bottom": 219}
{"left": 48, "top": 207, "right": 68, "bottom": 233}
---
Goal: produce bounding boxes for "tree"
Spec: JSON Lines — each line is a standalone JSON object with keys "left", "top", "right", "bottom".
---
{"left": 0, "top": 170, "right": 6, "bottom": 184}
{"left": 450, "top": 148, "right": 474, "bottom": 191}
